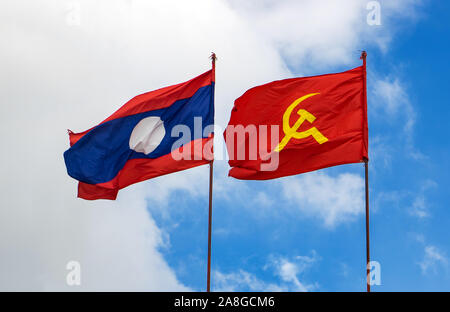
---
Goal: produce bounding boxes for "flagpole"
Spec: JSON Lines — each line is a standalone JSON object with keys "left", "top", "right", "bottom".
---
{"left": 364, "top": 158, "right": 370, "bottom": 292}
{"left": 207, "top": 52, "right": 216, "bottom": 292}
{"left": 361, "top": 51, "right": 371, "bottom": 292}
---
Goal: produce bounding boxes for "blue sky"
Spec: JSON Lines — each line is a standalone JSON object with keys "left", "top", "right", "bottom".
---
{"left": 151, "top": 1, "right": 450, "bottom": 291}
{"left": 1, "top": 0, "right": 449, "bottom": 291}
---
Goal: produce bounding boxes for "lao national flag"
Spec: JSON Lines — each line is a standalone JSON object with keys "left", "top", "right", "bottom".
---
{"left": 64, "top": 70, "right": 214, "bottom": 200}
{"left": 224, "top": 66, "right": 368, "bottom": 180}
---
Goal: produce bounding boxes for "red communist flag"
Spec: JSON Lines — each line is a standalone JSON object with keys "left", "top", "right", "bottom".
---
{"left": 224, "top": 65, "right": 368, "bottom": 180}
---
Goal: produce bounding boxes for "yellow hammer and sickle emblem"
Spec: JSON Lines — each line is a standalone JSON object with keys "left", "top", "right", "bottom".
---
{"left": 274, "top": 93, "right": 328, "bottom": 152}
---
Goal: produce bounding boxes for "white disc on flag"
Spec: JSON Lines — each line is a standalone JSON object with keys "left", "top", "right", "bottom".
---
{"left": 129, "top": 116, "right": 166, "bottom": 155}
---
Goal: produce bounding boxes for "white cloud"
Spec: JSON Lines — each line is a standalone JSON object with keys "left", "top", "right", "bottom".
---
{"left": 213, "top": 270, "right": 285, "bottom": 292}
{"left": 226, "top": 0, "right": 423, "bottom": 71}
{"left": 373, "top": 179, "right": 436, "bottom": 218}
{"left": 0, "top": 180, "right": 190, "bottom": 291}
{"left": 339, "top": 262, "right": 350, "bottom": 278}
{"left": 370, "top": 75, "right": 425, "bottom": 160}
{"left": 0, "top": 0, "right": 286, "bottom": 290}
{"left": 411, "top": 235, "right": 448, "bottom": 275}
{"left": 267, "top": 251, "right": 320, "bottom": 292}
{"left": 373, "top": 189, "right": 407, "bottom": 215}
{"left": 370, "top": 136, "right": 394, "bottom": 171}
{"left": 413, "top": 233, "right": 426, "bottom": 244}
{"left": 281, "top": 172, "right": 364, "bottom": 228}
{"left": 408, "top": 180, "right": 436, "bottom": 219}
{"left": 214, "top": 251, "right": 319, "bottom": 292}
{"left": 372, "top": 77, "right": 410, "bottom": 117}
{"left": 410, "top": 196, "right": 428, "bottom": 218}
{"left": 418, "top": 245, "right": 448, "bottom": 275}
{"left": 254, "top": 192, "right": 275, "bottom": 208}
